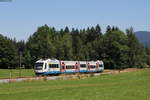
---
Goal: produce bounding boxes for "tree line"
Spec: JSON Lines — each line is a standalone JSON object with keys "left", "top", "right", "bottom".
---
{"left": 0, "top": 24, "right": 150, "bottom": 69}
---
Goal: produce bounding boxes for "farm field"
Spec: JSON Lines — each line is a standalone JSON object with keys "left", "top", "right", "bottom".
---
{"left": 0, "top": 69, "right": 150, "bottom": 100}
{"left": 0, "top": 69, "right": 35, "bottom": 78}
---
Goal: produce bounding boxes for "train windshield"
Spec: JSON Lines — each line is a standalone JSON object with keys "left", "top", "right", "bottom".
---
{"left": 35, "top": 63, "right": 43, "bottom": 70}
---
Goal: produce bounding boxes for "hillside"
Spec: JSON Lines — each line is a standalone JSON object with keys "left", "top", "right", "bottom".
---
{"left": 135, "top": 31, "right": 150, "bottom": 47}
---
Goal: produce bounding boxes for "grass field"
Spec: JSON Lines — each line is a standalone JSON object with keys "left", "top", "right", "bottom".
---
{"left": 0, "top": 69, "right": 35, "bottom": 78}
{"left": 0, "top": 69, "right": 150, "bottom": 100}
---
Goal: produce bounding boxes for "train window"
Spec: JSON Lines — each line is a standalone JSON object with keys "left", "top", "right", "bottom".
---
{"left": 35, "top": 63, "right": 43, "bottom": 70}
{"left": 99, "top": 64, "right": 103, "bottom": 67}
{"left": 66, "top": 65, "right": 75, "bottom": 69}
{"left": 49, "top": 64, "right": 59, "bottom": 68}
{"left": 90, "top": 65, "right": 96, "bottom": 68}
{"left": 80, "top": 64, "right": 86, "bottom": 68}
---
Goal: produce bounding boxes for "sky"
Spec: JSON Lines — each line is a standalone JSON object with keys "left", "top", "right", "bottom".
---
{"left": 0, "top": 0, "right": 150, "bottom": 41}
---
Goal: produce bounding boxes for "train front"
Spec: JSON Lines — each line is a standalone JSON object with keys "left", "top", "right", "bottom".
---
{"left": 34, "top": 59, "right": 47, "bottom": 76}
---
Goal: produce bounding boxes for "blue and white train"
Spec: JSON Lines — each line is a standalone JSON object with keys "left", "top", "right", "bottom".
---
{"left": 34, "top": 59, "right": 104, "bottom": 75}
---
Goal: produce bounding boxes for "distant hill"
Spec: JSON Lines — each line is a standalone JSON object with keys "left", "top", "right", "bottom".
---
{"left": 135, "top": 31, "right": 150, "bottom": 47}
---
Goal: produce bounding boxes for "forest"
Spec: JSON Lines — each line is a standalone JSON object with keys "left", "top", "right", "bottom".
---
{"left": 0, "top": 24, "right": 150, "bottom": 69}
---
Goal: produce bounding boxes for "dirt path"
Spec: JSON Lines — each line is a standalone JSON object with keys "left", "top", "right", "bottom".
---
{"left": 103, "top": 68, "right": 143, "bottom": 75}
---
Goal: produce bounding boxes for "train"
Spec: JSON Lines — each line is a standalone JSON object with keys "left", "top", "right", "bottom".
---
{"left": 34, "top": 59, "right": 104, "bottom": 75}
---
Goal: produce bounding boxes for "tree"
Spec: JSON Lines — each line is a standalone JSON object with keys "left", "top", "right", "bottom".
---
{"left": 26, "top": 25, "right": 56, "bottom": 66}
{"left": 95, "top": 24, "right": 102, "bottom": 35}
{"left": 106, "top": 25, "right": 111, "bottom": 32}
{"left": 86, "top": 27, "right": 99, "bottom": 42}
{"left": 71, "top": 29, "right": 82, "bottom": 60}
{"left": 0, "top": 34, "right": 18, "bottom": 69}
{"left": 61, "top": 33, "right": 73, "bottom": 60}
{"left": 126, "top": 27, "right": 146, "bottom": 68}
{"left": 64, "top": 26, "right": 69, "bottom": 33}
{"left": 23, "top": 50, "right": 32, "bottom": 69}
{"left": 145, "top": 48, "right": 150, "bottom": 66}
{"left": 103, "top": 29, "right": 129, "bottom": 69}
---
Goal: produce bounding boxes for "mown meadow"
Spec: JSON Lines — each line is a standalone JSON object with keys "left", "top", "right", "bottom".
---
{"left": 0, "top": 69, "right": 34, "bottom": 78}
{"left": 0, "top": 69, "right": 150, "bottom": 100}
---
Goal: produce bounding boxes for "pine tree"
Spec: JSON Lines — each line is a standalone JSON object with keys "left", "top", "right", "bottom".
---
{"left": 0, "top": 34, "right": 18, "bottom": 69}
{"left": 106, "top": 25, "right": 111, "bottom": 32}
{"left": 126, "top": 27, "right": 145, "bottom": 68}
{"left": 103, "top": 30, "right": 129, "bottom": 69}
{"left": 95, "top": 24, "right": 102, "bottom": 35}
{"left": 64, "top": 26, "right": 69, "bottom": 33}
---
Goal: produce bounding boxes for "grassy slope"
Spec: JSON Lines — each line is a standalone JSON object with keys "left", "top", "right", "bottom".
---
{"left": 0, "top": 69, "right": 35, "bottom": 78}
{"left": 0, "top": 69, "right": 150, "bottom": 100}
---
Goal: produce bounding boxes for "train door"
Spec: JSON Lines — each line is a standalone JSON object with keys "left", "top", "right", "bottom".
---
{"left": 96, "top": 63, "right": 99, "bottom": 71}
{"left": 88, "top": 63, "right": 90, "bottom": 71}
{"left": 75, "top": 62, "right": 79, "bottom": 72}
{"left": 61, "top": 62, "right": 65, "bottom": 73}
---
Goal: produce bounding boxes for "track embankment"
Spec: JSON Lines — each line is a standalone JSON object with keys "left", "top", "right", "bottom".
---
{"left": 0, "top": 68, "right": 143, "bottom": 83}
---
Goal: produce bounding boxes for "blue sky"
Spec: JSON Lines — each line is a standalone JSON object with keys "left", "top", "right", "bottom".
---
{"left": 0, "top": 0, "right": 150, "bottom": 41}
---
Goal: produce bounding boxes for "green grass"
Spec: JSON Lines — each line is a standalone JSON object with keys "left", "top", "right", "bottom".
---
{"left": 0, "top": 69, "right": 35, "bottom": 78}
{"left": 0, "top": 69, "right": 150, "bottom": 100}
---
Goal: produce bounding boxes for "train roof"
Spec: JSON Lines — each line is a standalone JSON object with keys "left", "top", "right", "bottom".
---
{"left": 36, "top": 59, "right": 59, "bottom": 63}
{"left": 36, "top": 59, "right": 103, "bottom": 64}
